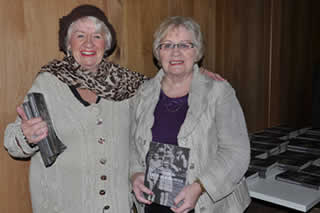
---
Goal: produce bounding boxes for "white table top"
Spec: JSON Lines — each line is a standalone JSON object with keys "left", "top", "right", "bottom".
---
{"left": 247, "top": 168, "right": 320, "bottom": 212}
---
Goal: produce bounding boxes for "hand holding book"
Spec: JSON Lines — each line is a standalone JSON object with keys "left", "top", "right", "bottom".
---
{"left": 170, "top": 179, "right": 204, "bottom": 212}
{"left": 20, "top": 93, "right": 67, "bottom": 167}
{"left": 17, "top": 106, "right": 48, "bottom": 145}
{"left": 131, "top": 172, "right": 153, "bottom": 205}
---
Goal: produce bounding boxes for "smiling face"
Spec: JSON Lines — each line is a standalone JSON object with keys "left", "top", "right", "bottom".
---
{"left": 159, "top": 26, "right": 197, "bottom": 77}
{"left": 68, "top": 17, "right": 106, "bottom": 72}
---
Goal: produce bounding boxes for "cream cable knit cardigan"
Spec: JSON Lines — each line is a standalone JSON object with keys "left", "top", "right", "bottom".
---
{"left": 5, "top": 72, "right": 132, "bottom": 213}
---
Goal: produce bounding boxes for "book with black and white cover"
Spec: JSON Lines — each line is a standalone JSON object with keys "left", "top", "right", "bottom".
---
{"left": 250, "top": 130, "right": 289, "bottom": 140}
{"left": 272, "top": 151, "right": 316, "bottom": 171}
{"left": 295, "top": 133, "right": 320, "bottom": 142}
{"left": 245, "top": 168, "right": 260, "bottom": 181}
{"left": 287, "top": 138, "right": 320, "bottom": 155}
{"left": 264, "top": 125, "right": 301, "bottom": 138}
{"left": 275, "top": 170, "right": 320, "bottom": 190}
{"left": 250, "top": 143, "right": 280, "bottom": 156}
{"left": 276, "top": 158, "right": 312, "bottom": 171}
{"left": 305, "top": 128, "right": 320, "bottom": 136}
{"left": 23, "top": 93, "right": 67, "bottom": 167}
{"left": 276, "top": 150, "right": 320, "bottom": 161}
{"left": 250, "top": 137, "right": 289, "bottom": 153}
{"left": 249, "top": 157, "right": 278, "bottom": 178}
{"left": 251, "top": 150, "right": 268, "bottom": 159}
{"left": 144, "top": 142, "right": 190, "bottom": 207}
{"left": 300, "top": 165, "right": 320, "bottom": 177}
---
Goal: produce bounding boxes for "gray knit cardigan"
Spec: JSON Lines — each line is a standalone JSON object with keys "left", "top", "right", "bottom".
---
{"left": 4, "top": 72, "right": 132, "bottom": 213}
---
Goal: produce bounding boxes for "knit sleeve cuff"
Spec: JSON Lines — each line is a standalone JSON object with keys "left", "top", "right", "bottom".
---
{"left": 15, "top": 127, "right": 39, "bottom": 155}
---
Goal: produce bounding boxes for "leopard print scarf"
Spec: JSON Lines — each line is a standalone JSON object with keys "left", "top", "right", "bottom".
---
{"left": 40, "top": 56, "right": 148, "bottom": 101}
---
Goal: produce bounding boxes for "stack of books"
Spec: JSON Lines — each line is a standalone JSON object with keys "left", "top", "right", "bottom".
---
{"left": 275, "top": 170, "right": 320, "bottom": 190}
{"left": 250, "top": 143, "right": 280, "bottom": 157}
{"left": 250, "top": 130, "right": 289, "bottom": 140}
{"left": 264, "top": 125, "right": 303, "bottom": 138}
{"left": 272, "top": 150, "right": 318, "bottom": 171}
{"left": 287, "top": 138, "right": 320, "bottom": 155}
{"left": 295, "top": 132, "right": 320, "bottom": 142}
{"left": 246, "top": 125, "right": 320, "bottom": 190}
{"left": 250, "top": 137, "right": 289, "bottom": 153}
{"left": 249, "top": 158, "right": 278, "bottom": 178}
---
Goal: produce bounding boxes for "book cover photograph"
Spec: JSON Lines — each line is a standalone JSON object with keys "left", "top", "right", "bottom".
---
{"left": 144, "top": 142, "right": 190, "bottom": 207}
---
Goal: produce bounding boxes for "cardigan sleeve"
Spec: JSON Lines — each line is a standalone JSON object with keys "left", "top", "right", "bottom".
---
{"left": 198, "top": 82, "right": 250, "bottom": 202}
{"left": 3, "top": 74, "right": 51, "bottom": 158}
{"left": 4, "top": 117, "right": 39, "bottom": 157}
{"left": 128, "top": 93, "right": 146, "bottom": 178}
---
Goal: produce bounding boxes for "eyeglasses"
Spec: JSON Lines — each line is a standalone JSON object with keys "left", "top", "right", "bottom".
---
{"left": 157, "top": 42, "right": 196, "bottom": 51}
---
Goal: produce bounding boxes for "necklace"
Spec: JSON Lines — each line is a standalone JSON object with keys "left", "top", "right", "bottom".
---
{"left": 160, "top": 90, "right": 188, "bottom": 112}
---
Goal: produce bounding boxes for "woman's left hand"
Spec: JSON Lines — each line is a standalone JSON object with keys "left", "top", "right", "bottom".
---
{"left": 200, "top": 67, "right": 225, "bottom": 81}
{"left": 170, "top": 182, "right": 203, "bottom": 213}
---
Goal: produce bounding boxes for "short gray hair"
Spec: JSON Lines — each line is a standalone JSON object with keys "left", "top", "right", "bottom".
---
{"left": 153, "top": 16, "right": 204, "bottom": 62}
{"left": 66, "top": 16, "right": 112, "bottom": 53}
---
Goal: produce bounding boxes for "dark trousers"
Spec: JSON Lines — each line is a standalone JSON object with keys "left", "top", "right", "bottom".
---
{"left": 145, "top": 203, "right": 195, "bottom": 213}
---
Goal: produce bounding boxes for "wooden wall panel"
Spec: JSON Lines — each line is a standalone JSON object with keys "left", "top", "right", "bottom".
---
{"left": 269, "top": 0, "right": 287, "bottom": 127}
{"left": 0, "top": 1, "right": 34, "bottom": 212}
{"left": 193, "top": 0, "right": 217, "bottom": 71}
{"left": 311, "top": 0, "right": 320, "bottom": 65}
{"left": 280, "top": 0, "right": 313, "bottom": 127}
{"left": 215, "top": 0, "right": 271, "bottom": 132}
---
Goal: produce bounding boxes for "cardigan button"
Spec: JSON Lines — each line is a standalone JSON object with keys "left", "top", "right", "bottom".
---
{"left": 100, "top": 159, "right": 107, "bottom": 165}
{"left": 96, "top": 118, "right": 103, "bottom": 125}
{"left": 189, "top": 163, "right": 195, "bottom": 169}
{"left": 99, "top": 190, "right": 106, "bottom": 195}
{"left": 200, "top": 206, "right": 206, "bottom": 212}
{"left": 103, "top": 205, "right": 110, "bottom": 211}
{"left": 100, "top": 175, "right": 107, "bottom": 181}
{"left": 98, "top": 137, "right": 105, "bottom": 144}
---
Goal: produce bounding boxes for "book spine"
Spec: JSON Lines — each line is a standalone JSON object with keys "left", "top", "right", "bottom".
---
{"left": 22, "top": 102, "right": 34, "bottom": 119}
{"left": 27, "top": 93, "right": 55, "bottom": 167}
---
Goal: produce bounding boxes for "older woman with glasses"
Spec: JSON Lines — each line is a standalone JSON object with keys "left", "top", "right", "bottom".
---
{"left": 130, "top": 16, "right": 251, "bottom": 213}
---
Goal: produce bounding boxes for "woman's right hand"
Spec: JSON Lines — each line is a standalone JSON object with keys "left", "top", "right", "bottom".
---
{"left": 131, "top": 172, "right": 153, "bottom": 205}
{"left": 17, "top": 106, "right": 48, "bottom": 144}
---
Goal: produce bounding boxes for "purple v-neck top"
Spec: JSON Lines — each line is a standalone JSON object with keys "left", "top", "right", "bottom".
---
{"left": 151, "top": 90, "right": 189, "bottom": 145}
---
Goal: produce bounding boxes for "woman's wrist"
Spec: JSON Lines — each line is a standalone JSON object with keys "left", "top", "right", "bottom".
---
{"left": 131, "top": 172, "right": 143, "bottom": 184}
{"left": 194, "top": 178, "right": 206, "bottom": 194}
